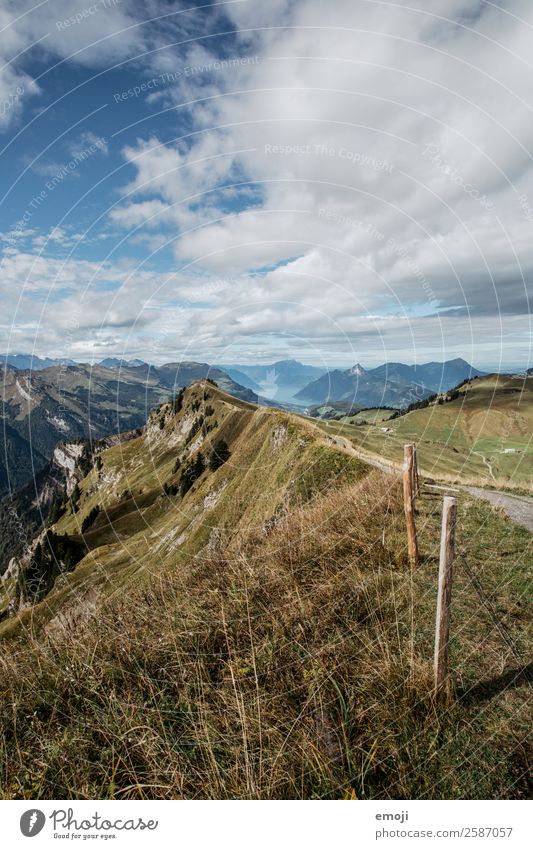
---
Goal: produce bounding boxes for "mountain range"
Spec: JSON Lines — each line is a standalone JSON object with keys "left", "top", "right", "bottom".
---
{"left": 0, "top": 353, "right": 490, "bottom": 408}
{"left": 0, "top": 361, "right": 257, "bottom": 497}
{"left": 1, "top": 353, "right": 76, "bottom": 370}
{"left": 295, "top": 358, "right": 485, "bottom": 406}
{"left": 0, "top": 354, "right": 493, "bottom": 496}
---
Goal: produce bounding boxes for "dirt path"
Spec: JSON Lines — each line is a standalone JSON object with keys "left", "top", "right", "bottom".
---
{"left": 460, "top": 487, "right": 533, "bottom": 534}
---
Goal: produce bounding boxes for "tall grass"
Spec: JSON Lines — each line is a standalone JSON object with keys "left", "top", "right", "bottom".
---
{"left": 0, "top": 473, "right": 530, "bottom": 799}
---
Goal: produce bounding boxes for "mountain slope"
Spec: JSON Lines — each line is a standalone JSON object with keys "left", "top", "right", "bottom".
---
{"left": 222, "top": 359, "right": 327, "bottom": 401}
{"left": 0, "top": 381, "right": 529, "bottom": 801}
{"left": 215, "top": 366, "right": 263, "bottom": 392}
{"left": 312, "top": 373, "right": 533, "bottom": 490}
{"left": 0, "top": 421, "right": 48, "bottom": 497}
{"left": 0, "top": 362, "right": 256, "bottom": 496}
{"left": 411, "top": 358, "right": 484, "bottom": 391}
{"left": 99, "top": 357, "right": 148, "bottom": 368}
{"left": 1, "top": 381, "right": 367, "bottom": 626}
{"left": 295, "top": 363, "right": 426, "bottom": 406}
{"left": 0, "top": 427, "right": 144, "bottom": 585}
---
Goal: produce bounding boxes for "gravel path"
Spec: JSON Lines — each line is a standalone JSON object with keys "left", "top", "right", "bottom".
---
{"left": 460, "top": 487, "right": 533, "bottom": 534}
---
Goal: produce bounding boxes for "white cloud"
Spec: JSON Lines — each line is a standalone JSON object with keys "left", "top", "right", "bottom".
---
{"left": 0, "top": 0, "right": 160, "bottom": 131}
{"left": 2, "top": 0, "right": 532, "bottom": 366}
{"left": 109, "top": 198, "right": 172, "bottom": 229}
{"left": 104, "top": 0, "right": 533, "bottom": 364}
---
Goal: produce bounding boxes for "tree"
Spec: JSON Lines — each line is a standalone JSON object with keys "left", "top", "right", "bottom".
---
{"left": 81, "top": 504, "right": 100, "bottom": 533}
{"left": 193, "top": 452, "right": 206, "bottom": 479}
{"left": 69, "top": 483, "right": 81, "bottom": 513}
{"left": 172, "top": 388, "right": 185, "bottom": 414}
{"left": 209, "top": 439, "right": 230, "bottom": 471}
{"left": 47, "top": 494, "right": 66, "bottom": 526}
{"left": 179, "top": 453, "right": 206, "bottom": 497}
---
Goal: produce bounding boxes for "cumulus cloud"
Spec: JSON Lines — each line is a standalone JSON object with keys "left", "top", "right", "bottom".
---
{"left": 0, "top": 0, "right": 186, "bottom": 129}
{"left": 102, "top": 0, "right": 532, "bottom": 365}
{"left": 2, "top": 0, "right": 532, "bottom": 366}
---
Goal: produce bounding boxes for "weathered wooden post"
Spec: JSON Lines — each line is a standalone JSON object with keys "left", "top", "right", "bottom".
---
{"left": 403, "top": 444, "right": 419, "bottom": 567}
{"left": 411, "top": 443, "right": 420, "bottom": 499}
{"left": 434, "top": 496, "right": 457, "bottom": 697}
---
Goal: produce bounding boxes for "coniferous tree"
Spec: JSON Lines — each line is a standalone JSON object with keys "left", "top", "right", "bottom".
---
{"left": 209, "top": 439, "right": 230, "bottom": 471}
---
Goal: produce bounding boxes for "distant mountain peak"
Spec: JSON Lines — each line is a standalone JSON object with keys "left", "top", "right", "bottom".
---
{"left": 295, "top": 357, "right": 486, "bottom": 405}
{"left": 99, "top": 357, "right": 147, "bottom": 369}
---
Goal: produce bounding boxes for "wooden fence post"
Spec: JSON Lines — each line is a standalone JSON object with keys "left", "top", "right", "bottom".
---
{"left": 403, "top": 444, "right": 419, "bottom": 567}
{"left": 434, "top": 496, "right": 457, "bottom": 697}
{"left": 411, "top": 443, "right": 420, "bottom": 498}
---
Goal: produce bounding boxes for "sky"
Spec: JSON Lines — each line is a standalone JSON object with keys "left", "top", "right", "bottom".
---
{"left": 0, "top": 0, "right": 532, "bottom": 369}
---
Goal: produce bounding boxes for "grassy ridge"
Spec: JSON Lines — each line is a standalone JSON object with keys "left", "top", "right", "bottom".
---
{"left": 0, "top": 383, "right": 530, "bottom": 799}
{"left": 0, "top": 382, "right": 367, "bottom": 637}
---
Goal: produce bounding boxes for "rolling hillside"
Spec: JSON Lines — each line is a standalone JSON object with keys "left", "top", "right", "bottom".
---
{"left": 313, "top": 374, "right": 533, "bottom": 491}
{"left": 0, "top": 381, "right": 367, "bottom": 626}
{"left": 0, "top": 381, "right": 530, "bottom": 800}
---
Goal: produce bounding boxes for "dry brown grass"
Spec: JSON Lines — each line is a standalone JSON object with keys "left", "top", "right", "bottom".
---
{"left": 0, "top": 472, "right": 530, "bottom": 800}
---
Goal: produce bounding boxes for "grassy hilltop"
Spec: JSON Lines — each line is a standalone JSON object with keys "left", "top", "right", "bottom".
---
{"left": 314, "top": 374, "right": 533, "bottom": 492}
{"left": 0, "top": 381, "right": 530, "bottom": 800}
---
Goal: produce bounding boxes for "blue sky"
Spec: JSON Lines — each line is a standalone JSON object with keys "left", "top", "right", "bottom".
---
{"left": 0, "top": 0, "right": 532, "bottom": 369}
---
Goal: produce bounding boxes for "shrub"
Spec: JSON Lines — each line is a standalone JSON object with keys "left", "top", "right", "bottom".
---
{"left": 163, "top": 482, "right": 179, "bottom": 496}
{"left": 47, "top": 493, "right": 66, "bottom": 526}
{"left": 185, "top": 415, "right": 204, "bottom": 445}
{"left": 20, "top": 531, "right": 86, "bottom": 603}
{"left": 69, "top": 483, "right": 81, "bottom": 515}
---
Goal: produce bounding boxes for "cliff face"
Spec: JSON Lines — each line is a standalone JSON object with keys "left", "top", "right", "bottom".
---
{"left": 0, "top": 440, "right": 93, "bottom": 618}
{"left": 0, "top": 427, "right": 146, "bottom": 618}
